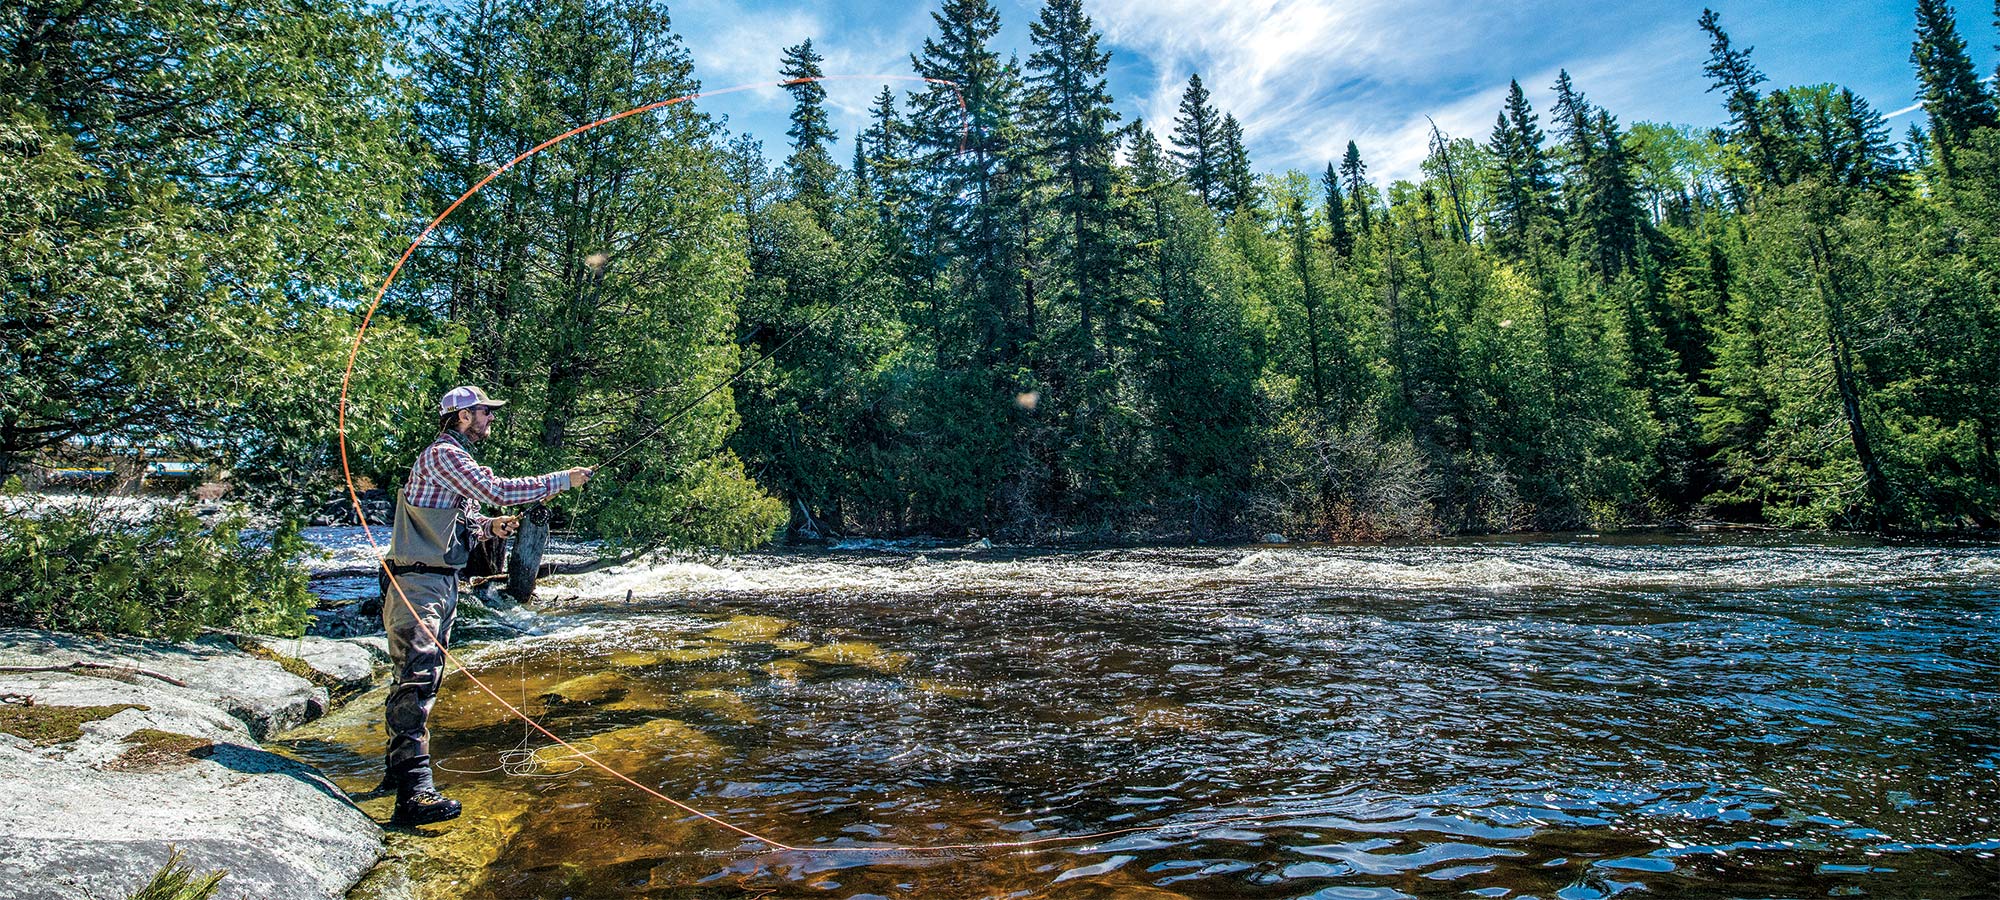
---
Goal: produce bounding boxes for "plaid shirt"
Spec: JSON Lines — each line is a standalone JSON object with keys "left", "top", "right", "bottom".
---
{"left": 404, "top": 431, "right": 569, "bottom": 539}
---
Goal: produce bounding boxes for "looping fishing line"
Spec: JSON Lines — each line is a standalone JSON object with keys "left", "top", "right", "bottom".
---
{"left": 434, "top": 655, "right": 601, "bottom": 778}
{"left": 337, "top": 72, "right": 1303, "bottom": 858}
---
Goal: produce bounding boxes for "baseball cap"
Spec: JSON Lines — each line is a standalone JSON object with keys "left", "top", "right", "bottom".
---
{"left": 439, "top": 385, "right": 509, "bottom": 414}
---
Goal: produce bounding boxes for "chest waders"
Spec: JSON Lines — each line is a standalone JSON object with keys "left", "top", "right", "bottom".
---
{"left": 380, "top": 437, "right": 478, "bottom": 816}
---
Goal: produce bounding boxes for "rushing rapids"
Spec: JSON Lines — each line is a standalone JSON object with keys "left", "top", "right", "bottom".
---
{"left": 282, "top": 531, "right": 2000, "bottom": 898}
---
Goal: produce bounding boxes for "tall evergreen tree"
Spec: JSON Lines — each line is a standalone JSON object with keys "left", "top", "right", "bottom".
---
{"left": 1911, "top": 0, "right": 1994, "bottom": 171}
{"left": 904, "top": 0, "right": 1038, "bottom": 530}
{"left": 780, "top": 38, "right": 839, "bottom": 216}
{"left": 1218, "top": 113, "right": 1258, "bottom": 216}
{"left": 1340, "top": 141, "right": 1373, "bottom": 235}
{"left": 1575, "top": 109, "right": 1650, "bottom": 278}
{"left": 1170, "top": 73, "right": 1225, "bottom": 210}
{"left": 1323, "top": 162, "right": 1354, "bottom": 258}
{"left": 1486, "top": 79, "right": 1556, "bottom": 259}
{"left": 1026, "top": 0, "right": 1120, "bottom": 359}
{"left": 1699, "top": 8, "right": 1786, "bottom": 187}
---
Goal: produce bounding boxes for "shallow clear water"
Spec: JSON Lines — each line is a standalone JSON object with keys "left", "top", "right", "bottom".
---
{"left": 282, "top": 532, "right": 2000, "bottom": 898}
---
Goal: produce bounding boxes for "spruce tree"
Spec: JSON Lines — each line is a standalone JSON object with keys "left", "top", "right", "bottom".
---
{"left": 1323, "top": 162, "right": 1353, "bottom": 258}
{"left": 1340, "top": 141, "right": 1373, "bottom": 234}
{"left": 1026, "top": 0, "right": 1120, "bottom": 357}
{"left": 1219, "top": 113, "right": 1258, "bottom": 216}
{"left": 1911, "top": 0, "right": 1994, "bottom": 171}
{"left": 1170, "top": 73, "right": 1225, "bottom": 209}
{"left": 780, "top": 38, "right": 839, "bottom": 217}
{"left": 1577, "top": 109, "right": 1649, "bottom": 277}
{"left": 1487, "top": 79, "right": 1556, "bottom": 259}
{"left": 905, "top": 0, "right": 1035, "bottom": 529}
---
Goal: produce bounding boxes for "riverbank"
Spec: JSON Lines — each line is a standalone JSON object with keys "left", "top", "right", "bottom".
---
{"left": 0, "top": 627, "right": 384, "bottom": 900}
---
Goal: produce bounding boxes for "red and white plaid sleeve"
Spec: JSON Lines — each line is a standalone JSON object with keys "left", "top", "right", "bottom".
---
{"left": 405, "top": 437, "right": 568, "bottom": 510}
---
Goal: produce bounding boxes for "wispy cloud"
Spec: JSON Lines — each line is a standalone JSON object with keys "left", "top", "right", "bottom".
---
{"left": 660, "top": 0, "right": 1927, "bottom": 184}
{"left": 1095, "top": 0, "right": 1721, "bottom": 182}
{"left": 673, "top": 1, "right": 937, "bottom": 148}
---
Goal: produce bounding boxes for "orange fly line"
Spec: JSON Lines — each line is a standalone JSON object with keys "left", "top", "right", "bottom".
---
{"left": 335, "top": 73, "right": 1290, "bottom": 857}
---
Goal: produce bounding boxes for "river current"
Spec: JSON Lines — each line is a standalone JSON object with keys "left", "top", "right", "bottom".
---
{"left": 283, "top": 531, "right": 2000, "bottom": 898}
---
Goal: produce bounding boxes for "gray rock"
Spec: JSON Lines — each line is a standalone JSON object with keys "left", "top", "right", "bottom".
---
{"left": 0, "top": 631, "right": 382, "bottom": 900}
{"left": 0, "top": 740, "right": 380, "bottom": 900}
{"left": 341, "top": 634, "right": 392, "bottom": 664}
{"left": 248, "top": 634, "right": 378, "bottom": 690}
{"left": 0, "top": 629, "right": 324, "bottom": 743}
{"left": 1261, "top": 533, "right": 1288, "bottom": 544}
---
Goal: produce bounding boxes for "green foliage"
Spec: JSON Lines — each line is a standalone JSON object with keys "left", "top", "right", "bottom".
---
{"left": 14, "top": 0, "right": 1997, "bottom": 545}
{"left": 402, "top": 0, "right": 783, "bottom": 547}
{"left": 0, "top": 503, "right": 312, "bottom": 640}
{"left": 0, "top": 0, "right": 430, "bottom": 484}
{"left": 127, "top": 848, "right": 226, "bottom": 900}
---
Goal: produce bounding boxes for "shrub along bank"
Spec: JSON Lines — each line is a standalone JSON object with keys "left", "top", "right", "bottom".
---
{"left": 0, "top": 500, "right": 312, "bottom": 641}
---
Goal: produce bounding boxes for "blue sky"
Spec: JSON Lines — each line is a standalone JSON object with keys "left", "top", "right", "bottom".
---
{"left": 663, "top": 0, "right": 1975, "bottom": 183}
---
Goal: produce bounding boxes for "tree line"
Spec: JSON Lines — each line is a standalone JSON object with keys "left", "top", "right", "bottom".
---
{"left": 6, "top": 0, "right": 1998, "bottom": 544}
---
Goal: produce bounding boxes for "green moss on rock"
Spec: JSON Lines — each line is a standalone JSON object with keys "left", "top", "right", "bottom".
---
{"left": 0, "top": 702, "right": 146, "bottom": 746}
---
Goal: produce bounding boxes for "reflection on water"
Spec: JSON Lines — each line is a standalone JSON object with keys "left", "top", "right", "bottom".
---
{"left": 278, "top": 533, "right": 2000, "bottom": 898}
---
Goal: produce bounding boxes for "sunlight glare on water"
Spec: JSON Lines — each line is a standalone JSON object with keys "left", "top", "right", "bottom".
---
{"left": 281, "top": 532, "right": 2000, "bottom": 898}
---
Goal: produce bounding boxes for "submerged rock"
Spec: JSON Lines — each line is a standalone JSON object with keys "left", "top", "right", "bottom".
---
{"left": 800, "top": 641, "right": 911, "bottom": 674}
{"left": 677, "top": 689, "right": 758, "bottom": 724}
{"left": 761, "top": 660, "right": 812, "bottom": 683}
{"left": 702, "top": 614, "right": 793, "bottom": 643}
{"left": 586, "top": 718, "right": 723, "bottom": 766}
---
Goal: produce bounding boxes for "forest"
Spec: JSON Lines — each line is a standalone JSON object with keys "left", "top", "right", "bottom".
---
{"left": 7, "top": 0, "right": 2000, "bottom": 546}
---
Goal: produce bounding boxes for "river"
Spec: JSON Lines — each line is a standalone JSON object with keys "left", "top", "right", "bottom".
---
{"left": 282, "top": 531, "right": 2000, "bottom": 898}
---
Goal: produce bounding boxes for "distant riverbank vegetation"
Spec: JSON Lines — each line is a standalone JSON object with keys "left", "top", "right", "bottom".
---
{"left": 7, "top": 0, "right": 1998, "bottom": 545}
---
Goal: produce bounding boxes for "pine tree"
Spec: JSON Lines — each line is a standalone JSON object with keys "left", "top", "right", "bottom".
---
{"left": 1218, "top": 113, "right": 1258, "bottom": 216}
{"left": 1699, "top": 8, "right": 1785, "bottom": 186}
{"left": 780, "top": 38, "right": 839, "bottom": 217}
{"left": 1170, "top": 73, "right": 1225, "bottom": 210}
{"left": 1322, "top": 162, "right": 1353, "bottom": 258}
{"left": 1340, "top": 141, "right": 1373, "bottom": 235}
{"left": 1911, "top": 0, "right": 1994, "bottom": 172}
{"left": 1486, "top": 79, "right": 1556, "bottom": 259}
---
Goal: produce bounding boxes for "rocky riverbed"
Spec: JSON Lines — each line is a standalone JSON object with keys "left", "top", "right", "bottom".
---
{"left": 0, "top": 628, "right": 385, "bottom": 900}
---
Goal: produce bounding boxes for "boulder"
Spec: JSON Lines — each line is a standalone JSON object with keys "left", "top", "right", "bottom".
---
{"left": 0, "top": 630, "right": 327, "bottom": 740}
{"left": 0, "top": 630, "right": 381, "bottom": 900}
{"left": 247, "top": 634, "right": 379, "bottom": 690}
{"left": 0, "top": 736, "right": 380, "bottom": 900}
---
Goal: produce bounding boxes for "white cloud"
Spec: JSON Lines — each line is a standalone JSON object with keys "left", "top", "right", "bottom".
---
{"left": 1095, "top": 0, "right": 1715, "bottom": 183}
{"left": 674, "top": 2, "right": 937, "bottom": 149}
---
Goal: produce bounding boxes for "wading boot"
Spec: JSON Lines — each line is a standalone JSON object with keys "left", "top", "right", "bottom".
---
{"left": 391, "top": 789, "right": 462, "bottom": 827}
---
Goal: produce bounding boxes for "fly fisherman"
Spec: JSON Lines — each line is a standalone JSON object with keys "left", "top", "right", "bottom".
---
{"left": 380, "top": 385, "right": 596, "bottom": 826}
